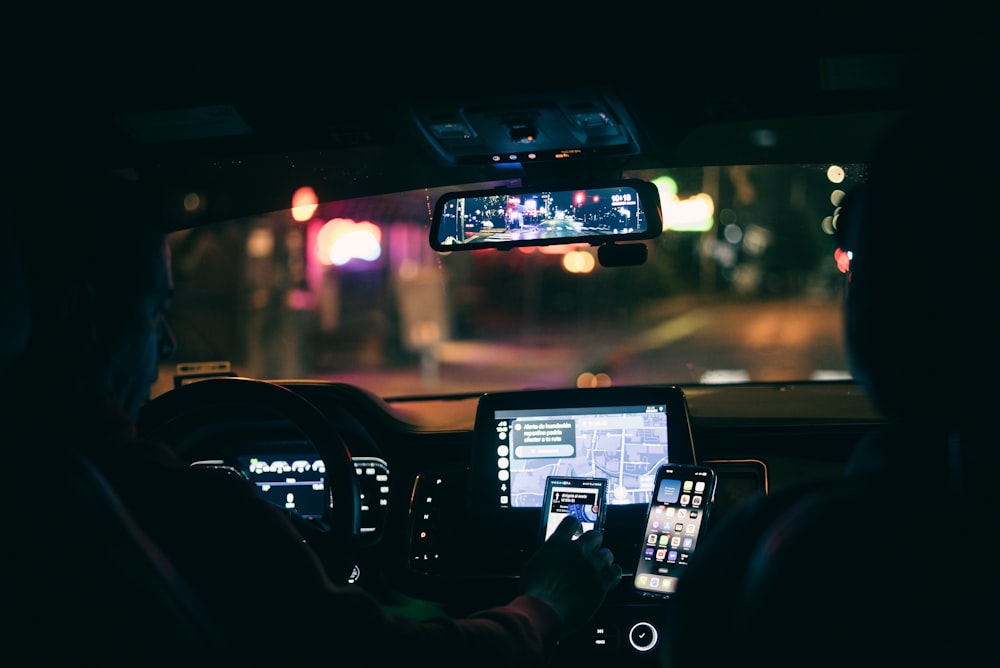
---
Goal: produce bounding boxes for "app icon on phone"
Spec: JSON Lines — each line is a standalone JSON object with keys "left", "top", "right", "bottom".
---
{"left": 656, "top": 478, "right": 682, "bottom": 504}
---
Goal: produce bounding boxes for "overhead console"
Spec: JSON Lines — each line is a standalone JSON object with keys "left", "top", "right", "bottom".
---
{"left": 408, "top": 89, "right": 643, "bottom": 166}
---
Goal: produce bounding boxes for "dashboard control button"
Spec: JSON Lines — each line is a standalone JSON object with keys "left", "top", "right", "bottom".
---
{"left": 627, "top": 621, "right": 658, "bottom": 652}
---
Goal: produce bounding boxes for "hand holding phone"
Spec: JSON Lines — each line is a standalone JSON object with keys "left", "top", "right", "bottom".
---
{"left": 539, "top": 476, "right": 608, "bottom": 543}
{"left": 633, "top": 464, "right": 717, "bottom": 598}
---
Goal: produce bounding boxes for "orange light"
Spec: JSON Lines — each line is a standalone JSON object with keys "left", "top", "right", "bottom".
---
{"left": 516, "top": 243, "right": 588, "bottom": 255}
{"left": 562, "top": 250, "right": 595, "bottom": 273}
{"left": 291, "top": 186, "right": 319, "bottom": 222}
{"left": 576, "top": 372, "right": 612, "bottom": 388}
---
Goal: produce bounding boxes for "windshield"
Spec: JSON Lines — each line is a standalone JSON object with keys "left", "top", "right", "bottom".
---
{"left": 158, "top": 163, "right": 855, "bottom": 399}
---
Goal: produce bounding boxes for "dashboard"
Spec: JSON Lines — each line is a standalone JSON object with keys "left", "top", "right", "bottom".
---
{"left": 139, "top": 378, "right": 885, "bottom": 663}
{"left": 460, "top": 386, "right": 695, "bottom": 579}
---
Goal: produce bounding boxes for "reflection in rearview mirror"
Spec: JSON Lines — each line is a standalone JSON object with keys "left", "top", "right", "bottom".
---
{"left": 429, "top": 179, "right": 662, "bottom": 251}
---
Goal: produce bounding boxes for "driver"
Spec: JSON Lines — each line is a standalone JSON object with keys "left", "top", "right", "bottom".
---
{"left": 7, "top": 169, "right": 622, "bottom": 666}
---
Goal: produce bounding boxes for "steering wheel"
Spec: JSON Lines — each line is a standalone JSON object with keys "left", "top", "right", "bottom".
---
{"left": 137, "top": 377, "right": 361, "bottom": 584}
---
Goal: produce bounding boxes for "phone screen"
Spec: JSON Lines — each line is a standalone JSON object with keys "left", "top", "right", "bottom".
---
{"left": 633, "top": 464, "right": 717, "bottom": 598}
{"left": 539, "top": 476, "right": 608, "bottom": 543}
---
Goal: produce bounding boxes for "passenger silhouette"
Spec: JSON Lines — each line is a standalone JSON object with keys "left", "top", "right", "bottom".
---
{"left": 662, "top": 60, "right": 988, "bottom": 668}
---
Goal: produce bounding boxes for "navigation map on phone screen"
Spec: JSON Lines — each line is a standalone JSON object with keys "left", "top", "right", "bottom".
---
{"left": 540, "top": 477, "right": 608, "bottom": 542}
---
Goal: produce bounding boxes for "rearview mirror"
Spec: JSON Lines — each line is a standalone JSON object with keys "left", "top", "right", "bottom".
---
{"left": 429, "top": 179, "right": 662, "bottom": 252}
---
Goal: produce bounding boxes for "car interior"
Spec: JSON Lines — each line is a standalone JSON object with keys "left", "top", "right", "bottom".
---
{"left": 7, "top": 32, "right": 974, "bottom": 665}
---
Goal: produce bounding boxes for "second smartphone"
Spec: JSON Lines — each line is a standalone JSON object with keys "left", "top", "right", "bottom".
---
{"left": 633, "top": 464, "right": 717, "bottom": 598}
{"left": 539, "top": 476, "right": 608, "bottom": 543}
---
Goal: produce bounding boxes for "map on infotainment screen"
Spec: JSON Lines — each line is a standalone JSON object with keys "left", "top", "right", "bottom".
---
{"left": 493, "top": 404, "right": 669, "bottom": 507}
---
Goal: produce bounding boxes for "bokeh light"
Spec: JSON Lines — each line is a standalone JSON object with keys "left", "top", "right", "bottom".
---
{"left": 316, "top": 218, "right": 382, "bottom": 266}
{"left": 291, "top": 186, "right": 319, "bottom": 222}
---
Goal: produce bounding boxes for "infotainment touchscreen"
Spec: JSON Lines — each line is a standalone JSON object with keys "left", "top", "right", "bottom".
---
{"left": 471, "top": 386, "right": 695, "bottom": 511}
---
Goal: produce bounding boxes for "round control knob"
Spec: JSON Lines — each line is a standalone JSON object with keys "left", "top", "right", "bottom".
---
{"left": 627, "top": 621, "right": 659, "bottom": 652}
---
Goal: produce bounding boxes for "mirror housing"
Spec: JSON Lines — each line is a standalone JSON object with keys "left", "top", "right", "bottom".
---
{"left": 598, "top": 242, "right": 648, "bottom": 267}
{"left": 429, "top": 178, "right": 662, "bottom": 253}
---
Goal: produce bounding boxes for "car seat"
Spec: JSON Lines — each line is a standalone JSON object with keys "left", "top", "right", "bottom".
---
{"left": 723, "top": 438, "right": 979, "bottom": 668}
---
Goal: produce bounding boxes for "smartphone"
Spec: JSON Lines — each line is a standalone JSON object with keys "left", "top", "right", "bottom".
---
{"left": 633, "top": 464, "right": 717, "bottom": 598}
{"left": 539, "top": 476, "right": 608, "bottom": 543}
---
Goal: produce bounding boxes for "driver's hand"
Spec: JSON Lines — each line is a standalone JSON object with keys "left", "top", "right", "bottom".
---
{"left": 520, "top": 515, "right": 622, "bottom": 636}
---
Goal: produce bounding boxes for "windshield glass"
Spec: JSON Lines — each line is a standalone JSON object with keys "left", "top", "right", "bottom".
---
{"left": 159, "top": 163, "right": 856, "bottom": 399}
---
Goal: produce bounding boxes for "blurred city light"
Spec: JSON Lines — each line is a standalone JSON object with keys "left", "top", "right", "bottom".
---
{"left": 183, "top": 192, "right": 203, "bottom": 213}
{"left": 834, "top": 247, "right": 851, "bottom": 274}
{"left": 246, "top": 227, "right": 274, "bottom": 258}
{"left": 699, "top": 369, "right": 751, "bottom": 384}
{"left": 517, "top": 243, "right": 587, "bottom": 256}
{"left": 577, "top": 371, "right": 612, "bottom": 388}
{"left": 654, "top": 176, "right": 714, "bottom": 232}
{"left": 291, "top": 186, "right": 319, "bottom": 222}
{"left": 562, "top": 250, "right": 596, "bottom": 273}
{"left": 316, "top": 218, "right": 382, "bottom": 266}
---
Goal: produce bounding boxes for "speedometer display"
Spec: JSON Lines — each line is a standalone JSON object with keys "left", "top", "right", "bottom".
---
{"left": 237, "top": 452, "right": 390, "bottom": 543}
